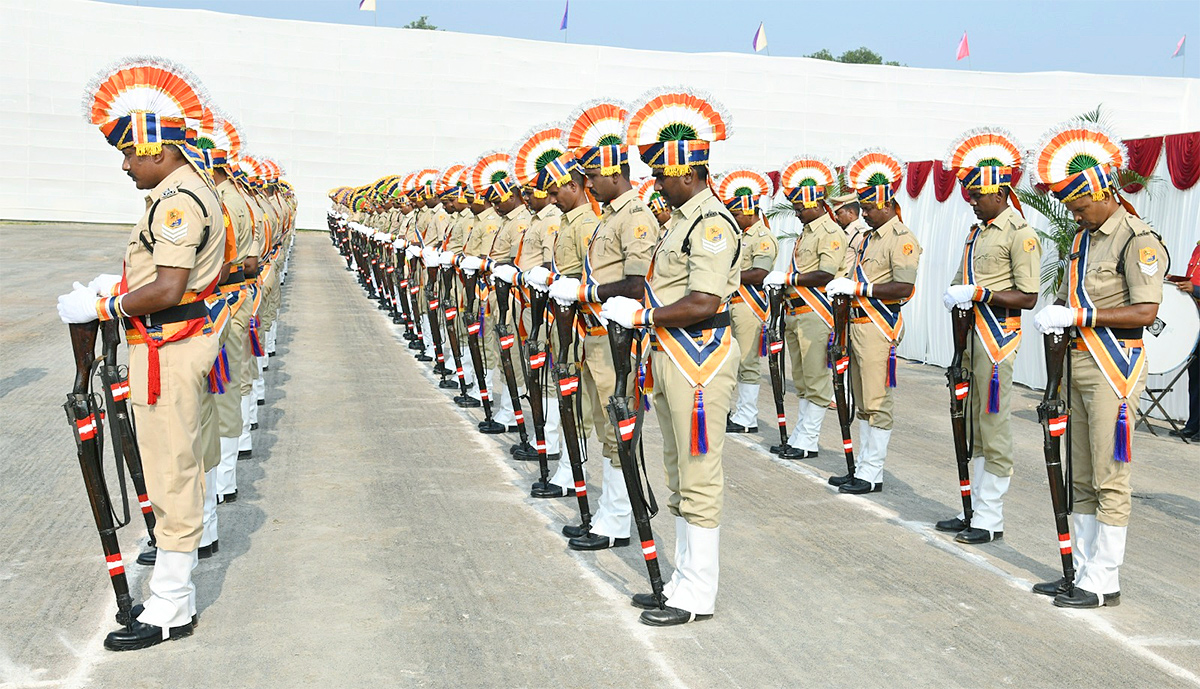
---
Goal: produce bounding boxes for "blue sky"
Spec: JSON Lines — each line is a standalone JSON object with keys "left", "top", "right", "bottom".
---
{"left": 101, "top": 0, "right": 1197, "bottom": 78}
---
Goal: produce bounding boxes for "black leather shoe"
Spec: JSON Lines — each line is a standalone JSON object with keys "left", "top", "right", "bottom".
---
{"left": 1054, "top": 587, "right": 1120, "bottom": 608}
{"left": 935, "top": 517, "right": 967, "bottom": 533}
{"left": 770, "top": 443, "right": 814, "bottom": 459}
{"left": 392, "top": 315, "right": 404, "bottom": 324}
{"left": 198, "top": 541, "right": 219, "bottom": 559}
{"left": 838, "top": 478, "right": 881, "bottom": 494}
{"left": 115, "top": 604, "right": 197, "bottom": 628}
{"left": 256, "top": 399, "right": 265, "bottom": 406}
{"left": 510, "top": 442, "right": 538, "bottom": 461}
{"left": 955, "top": 528, "right": 1001, "bottom": 544}
{"left": 104, "top": 619, "right": 194, "bottom": 651}
{"left": 478, "top": 420, "right": 506, "bottom": 434}
{"left": 136, "top": 548, "right": 156, "bottom": 566}
{"left": 438, "top": 378, "right": 459, "bottom": 389}
{"left": 221, "top": 490, "right": 237, "bottom": 504}
{"left": 402, "top": 331, "right": 417, "bottom": 341}
{"left": 250, "top": 423, "right": 259, "bottom": 431}
{"left": 454, "top": 395, "right": 482, "bottom": 408}
{"left": 268, "top": 352, "right": 276, "bottom": 357}
{"left": 433, "top": 363, "right": 450, "bottom": 375}
{"left": 639, "top": 606, "right": 712, "bottom": 627}
{"left": 238, "top": 449, "right": 252, "bottom": 460}
{"left": 530, "top": 482, "right": 574, "bottom": 499}
{"left": 1033, "top": 577, "right": 1071, "bottom": 597}
{"left": 827, "top": 472, "right": 853, "bottom": 487}
{"left": 631, "top": 592, "right": 666, "bottom": 610}
{"left": 1168, "top": 425, "right": 1198, "bottom": 438}
{"left": 568, "top": 533, "right": 630, "bottom": 551}
{"left": 415, "top": 354, "right": 434, "bottom": 362}
{"left": 407, "top": 339, "right": 423, "bottom": 350}
{"left": 726, "top": 421, "right": 758, "bottom": 433}
{"left": 562, "top": 523, "right": 588, "bottom": 539}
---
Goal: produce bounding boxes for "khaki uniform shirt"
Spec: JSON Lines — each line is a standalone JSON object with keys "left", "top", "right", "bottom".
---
{"left": 489, "top": 205, "right": 531, "bottom": 261}
{"left": 843, "top": 215, "right": 922, "bottom": 285}
{"left": 587, "top": 189, "right": 657, "bottom": 285}
{"left": 444, "top": 209, "right": 473, "bottom": 255}
{"left": 952, "top": 206, "right": 1041, "bottom": 293}
{"left": 553, "top": 204, "right": 599, "bottom": 277}
{"left": 1054, "top": 207, "right": 1166, "bottom": 308}
{"left": 466, "top": 207, "right": 502, "bottom": 257}
{"left": 739, "top": 219, "right": 778, "bottom": 273}
{"left": 788, "top": 213, "right": 849, "bottom": 300}
{"left": 510, "top": 205, "right": 554, "bottom": 269}
{"left": 525, "top": 204, "right": 562, "bottom": 268}
{"left": 652, "top": 188, "right": 741, "bottom": 302}
{"left": 124, "top": 165, "right": 223, "bottom": 293}
{"left": 217, "top": 179, "right": 254, "bottom": 264}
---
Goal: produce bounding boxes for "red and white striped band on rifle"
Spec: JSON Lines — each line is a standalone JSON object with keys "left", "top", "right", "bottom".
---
{"left": 437, "top": 353, "right": 444, "bottom": 362}
{"left": 769, "top": 340, "right": 783, "bottom": 354}
{"left": 400, "top": 280, "right": 409, "bottom": 287}
{"left": 960, "top": 479, "right": 971, "bottom": 496}
{"left": 481, "top": 389, "right": 491, "bottom": 401}
{"left": 500, "top": 334, "right": 515, "bottom": 350}
{"left": 955, "top": 382, "right": 970, "bottom": 400}
{"left": 530, "top": 351, "right": 546, "bottom": 369}
{"left": 842, "top": 438, "right": 854, "bottom": 452}
{"left": 386, "top": 267, "right": 395, "bottom": 273}
{"left": 467, "top": 322, "right": 480, "bottom": 335}
{"left": 777, "top": 414, "right": 787, "bottom": 427}
{"left": 455, "top": 367, "right": 465, "bottom": 380}
{"left": 574, "top": 480, "right": 587, "bottom": 496}
{"left": 138, "top": 493, "right": 152, "bottom": 514}
{"left": 1049, "top": 415, "right": 1068, "bottom": 437}
{"left": 535, "top": 440, "right": 547, "bottom": 453}
{"left": 105, "top": 553, "right": 124, "bottom": 576}
{"left": 514, "top": 410, "right": 525, "bottom": 424}
{"left": 429, "top": 300, "right": 440, "bottom": 310}
{"left": 641, "top": 540, "right": 657, "bottom": 560}
{"left": 1058, "top": 532, "right": 1072, "bottom": 555}
{"left": 410, "top": 286, "right": 420, "bottom": 295}
{"left": 445, "top": 308, "right": 457, "bottom": 321}
{"left": 110, "top": 381, "right": 130, "bottom": 401}
{"left": 559, "top": 376, "right": 579, "bottom": 396}
{"left": 835, "top": 357, "right": 849, "bottom": 374}
{"left": 77, "top": 415, "right": 97, "bottom": 441}
{"left": 618, "top": 417, "right": 636, "bottom": 441}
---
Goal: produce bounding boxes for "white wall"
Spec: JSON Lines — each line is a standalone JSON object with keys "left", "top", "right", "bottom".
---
{"left": 2, "top": 0, "right": 1198, "bottom": 231}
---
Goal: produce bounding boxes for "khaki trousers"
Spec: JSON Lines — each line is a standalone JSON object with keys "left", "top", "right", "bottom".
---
{"left": 730, "top": 301, "right": 765, "bottom": 385}
{"left": 849, "top": 322, "right": 899, "bottom": 430}
{"left": 214, "top": 290, "right": 250, "bottom": 437}
{"left": 1068, "top": 350, "right": 1144, "bottom": 527}
{"left": 582, "top": 333, "right": 625, "bottom": 462}
{"left": 785, "top": 310, "right": 834, "bottom": 407}
{"left": 651, "top": 341, "right": 739, "bottom": 528}
{"left": 962, "top": 329, "right": 1016, "bottom": 477}
{"left": 129, "top": 332, "right": 221, "bottom": 552}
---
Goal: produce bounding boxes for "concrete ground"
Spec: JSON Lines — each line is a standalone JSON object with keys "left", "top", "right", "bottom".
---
{"left": 1, "top": 222, "right": 1197, "bottom": 689}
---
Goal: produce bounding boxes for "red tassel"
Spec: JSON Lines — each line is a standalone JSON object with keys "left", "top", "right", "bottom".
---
{"left": 249, "top": 317, "right": 264, "bottom": 357}
{"left": 147, "top": 343, "right": 161, "bottom": 405}
{"left": 887, "top": 345, "right": 897, "bottom": 388}
{"left": 987, "top": 363, "right": 1000, "bottom": 414}
{"left": 1114, "top": 402, "right": 1132, "bottom": 463}
{"left": 690, "top": 388, "right": 708, "bottom": 456}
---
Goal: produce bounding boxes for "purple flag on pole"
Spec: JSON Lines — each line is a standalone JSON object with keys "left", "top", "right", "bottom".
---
{"left": 560, "top": 0, "right": 569, "bottom": 30}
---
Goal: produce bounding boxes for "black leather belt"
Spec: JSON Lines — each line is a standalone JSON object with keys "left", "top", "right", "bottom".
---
{"left": 221, "top": 270, "right": 245, "bottom": 285}
{"left": 123, "top": 301, "right": 207, "bottom": 330}
{"left": 683, "top": 311, "right": 731, "bottom": 332}
{"left": 1107, "top": 326, "right": 1143, "bottom": 339}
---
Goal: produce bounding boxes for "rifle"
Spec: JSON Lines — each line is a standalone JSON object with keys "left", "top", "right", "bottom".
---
{"left": 441, "top": 267, "right": 479, "bottom": 408}
{"left": 406, "top": 253, "right": 429, "bottom": 356}
{"left": 99, "top": 320, "right": 156, "bottom": 560}
{"left": 394, "top": 243, "right": 418, "bottom": 341}
{"left": 606, "top": 322, "right": 665, "bottom": 610}
{"left": 461, "top": 270, "right": 500, "bottom": 429}
{"left": 371, "top": 237, "right": 388, "bottom": 308}
{"left": 947, "top": 306, "right": 975, "bottom": 528}
{"left": 493, "top": 280, "right": 530, "bottom": 446}
{"left": 64, "top": 322, "right": 135, "bottom": 628}
{"left": 1036, "top": 330, "right": 1075, "bottom": 595}
{"left": 764, "top": 285, "right": 798, "bottom": 457}
{"left": 427, "top": 262, "right": 454, "bottom": 385}
{"left": 828, "top": 295, "right": 857, "bottom": 483}
{"left": 552, "top": 302, "right": 592, "bottom": 527}
{"left": 524, "top": 287, "right": 553, "bottom": 496}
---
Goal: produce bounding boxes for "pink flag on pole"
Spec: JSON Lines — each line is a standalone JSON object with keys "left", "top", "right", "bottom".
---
{"left": 956, "top": 32, "right": 970, "bottom": 61}
{"left": 1172, "top": 35, "right": 1186, "bottom": 58}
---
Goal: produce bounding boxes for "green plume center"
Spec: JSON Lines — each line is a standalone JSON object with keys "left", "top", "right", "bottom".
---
{"left": 597, "top": 134, "right": 623, "bottom": 146}
{"left": 1067, "top": 154, "right": 1099, "bottom": 175}
{"left": 535, "top": 150, "right": 562, "bottom": 170}
{"left": 799, "top": 178, "right": 817, "bottom": 187}
{"left": 977, "top": 157, "right": 1003, "bottom": 167}
{"left": 490, "top": 171, "right": 508, "bottom": 183}
{"left": 734, "top": 187, "right": 753, "bottom": 197}
{"left": 658, "top": 122, "right": 697, "bottom": 142}
{"left": 196, "top": 136, "right": 215, "bottom": 150}
{"left": 866, "top": 172, "right": 890, "bottom": 186}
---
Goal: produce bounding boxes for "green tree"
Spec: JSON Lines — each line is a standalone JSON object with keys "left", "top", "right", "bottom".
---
{"left": 805, "top": 46, "right": 902, "bottom": 66}
{"left": 403, "top": 15, "right": 439, "bottom": 30}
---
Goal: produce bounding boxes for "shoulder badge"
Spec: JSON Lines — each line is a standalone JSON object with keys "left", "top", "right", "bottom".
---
{"left": 702, "top": 223, "right": 728, "bottom": 253}
{"left": 1138, "top": 246, "right": 1159, "bottom": 276}
{"left": 633, "top": 224, "right": 650, "bottom": 240}
{"left": 160, "top": 207, "right": 188, "bottom": 244}
{"left": 1023, "top": 237, "right": 1038, "bottom": 253}
{"left": 830, "top": 239, "right": 842, "bottom": 252}
{"left": 547, "top": 223, "right": 559, "bottom": 235}
{"left": 758, "top": 239, "right": 772, "bottom": 253}
{"left": 901, "top": 242, "right": 914, "bottom": 256}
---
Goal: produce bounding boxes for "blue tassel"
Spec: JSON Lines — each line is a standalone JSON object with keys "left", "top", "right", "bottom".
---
{"left": 987, "top": 363, "right": 1000, "bottom": 414}
{"left": 759, "top": 323, "right": 769, "bottom": 357}
{"left": 1114, "top": 402, "right": 1132, "bottom": 463}
{"left": 219, "top": 346, "right": 231, "bottom": 384}
{"left": 827, "top": 332, "right": 835, "bottom": 369}
{"left": 690, "top": 389, "right": 708, "bottom": 456}
{"left": 887, "top": 346, "right": 897, "bottom": 388}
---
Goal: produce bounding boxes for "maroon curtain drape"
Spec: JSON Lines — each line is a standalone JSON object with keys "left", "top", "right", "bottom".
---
{"left": 1122, "top": 136, "right": 1163, "bottom": 193}
{"left": 906, "top": 161, "right": 932, "bottom": 198}
{"left": 1165, "top": 132, "right": 1200, "bottom": 190}
{"left": 932, "top": 160, "right": 958, "bottom": 202}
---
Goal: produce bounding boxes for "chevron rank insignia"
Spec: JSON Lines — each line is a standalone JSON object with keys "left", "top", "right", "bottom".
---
{"left": 161, "top": 208, "right": 188, "bottom": 244}
{"left": 701, "top": 224, "right": 727, "bottom": 253}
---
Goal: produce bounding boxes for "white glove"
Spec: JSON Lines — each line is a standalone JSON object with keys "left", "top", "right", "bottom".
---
{"left": 392, "top": 238, "right": 406, "bottom": 249}
{"left": 405, "top": 245, "right": 422, "bottom": 259}
{"left": 763, "top": 270, "right": 788, "bottom": 288}
{"left": 460, "top": 256, "right": 483, "bottom": 272}
{"left": 599, "top": 295, "right": 644, "bottom": 329}
{"left": 549, "top": 277, "right": 581, "bottom": 305}
{"left": 1033, "top": 305, "right": 1076, "bottom": 335}
{"left": 438, "top": 251, "right": 456, "bottom": 267}
{"left": 524, "top": 266, "right": 551, "bottom": 291}
{"left": 374, "top": 232, "right": 388, "bottom": 242}
{"left": 422, "top": 247, "right": 441, "bottom": 265}
{"left": 57, "top": 283, "right": 100, "bottom": 324}
{"left": 944, "top": 284, "right": 978, "bottom": 310}
{"left": 825, "top": 277, "right": 858, "bottom": 297}
{"left": 492, "top": 264, "right": 519, "bottom": 284}
{"left": 88, "top": 273, "right": 122, "bottom": 297}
